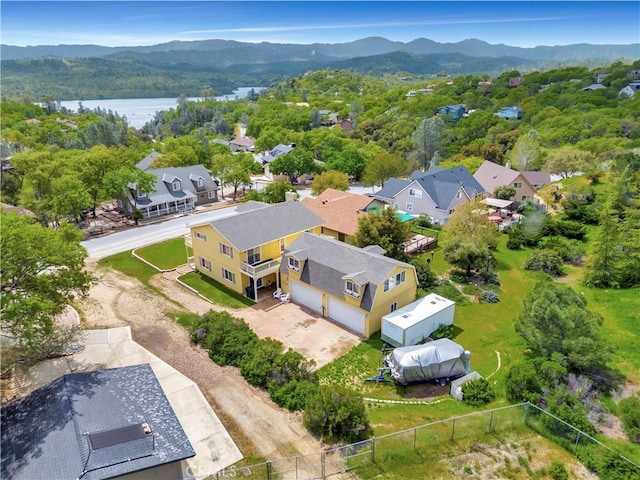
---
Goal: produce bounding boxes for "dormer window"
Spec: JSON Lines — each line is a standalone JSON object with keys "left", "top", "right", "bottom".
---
{"left": 172, "top": 180, "right": 181, "bottom": 191}
{"left": 197, "top": 177, "right": 204, "bottom": 187}
{"left": 344, "top": 280, "right": 360, "bottom": 297}
{"left": 138, "top": 191, "right": 147, "bottom": 198}
{"left": 288, "top": 257, "right": 300, "bottom": 272}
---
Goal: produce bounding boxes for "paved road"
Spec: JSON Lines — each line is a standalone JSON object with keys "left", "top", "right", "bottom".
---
{"left": 81, "top": 205, "right": 239, "bottom": 260}
{"left": 81, "top": 183, "right": 379, "bottom": 260}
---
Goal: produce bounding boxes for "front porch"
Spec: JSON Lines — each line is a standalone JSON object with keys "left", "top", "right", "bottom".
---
{"left": 140, "top": 198, "right": 196, "bottom": 218}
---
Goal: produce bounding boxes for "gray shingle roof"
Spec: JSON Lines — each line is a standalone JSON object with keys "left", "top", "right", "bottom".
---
{"left": 280, "top": 233, "right": 414, "bottom": 312}
{"left": 1, "top": 364, "right": 195, "bottom": 480}
{"left": 135, "top": 165, "right": 217, "bottom": 208}
{"left": 371, "top": 177, "right": 411, "bottom": 200}
{"left": 211, "top": 201, "right": 324, "bottom": 252}
{"left": 135, "top": 151, "right": 163, "bottom": 171}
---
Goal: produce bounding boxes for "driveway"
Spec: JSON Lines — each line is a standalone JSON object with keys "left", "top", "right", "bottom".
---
{"left": 235, "top": 297, "right": 360, "bottom": 368}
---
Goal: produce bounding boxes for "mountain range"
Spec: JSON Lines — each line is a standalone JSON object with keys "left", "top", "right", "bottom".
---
{"left": 1, "top": 37, "right": 638, "bottom": 101}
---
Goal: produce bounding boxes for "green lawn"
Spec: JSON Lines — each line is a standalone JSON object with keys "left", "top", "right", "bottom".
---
{"left": 178, "top": 271, "right": 254, "bottom": 308}
{"left": 98, "top": 250, "right": 158, "bottom": 285}
{"left": 135, "top": 237, "right": 192, "bottom": 270}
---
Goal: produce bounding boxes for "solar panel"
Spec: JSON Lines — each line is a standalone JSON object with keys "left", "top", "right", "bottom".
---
{"left": 87, "top": 423, "right": 150, "bottom": 450}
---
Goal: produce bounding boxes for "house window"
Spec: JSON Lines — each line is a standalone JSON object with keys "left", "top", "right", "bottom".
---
{"left": 247, "top": 247, "right": 261, "bottom": 265}
{"left": 395, "top": 271, "right": 406, "bottom": 285}
{"left": 280, "top": 238, "right": 285, "bottom": 252}
{"left": 514, "top": 182, "right": 523, "bottom": 189}
{"left": 208, "top": 191, "right": 215, "bottom": 199}
{"left": 195, "top": 232, "right": 207, "bottom": 241}
{"left": 522, "top": 195, "right": 531, "bottom": 201}
{"left": 219, "top": 243, "right": 233, "bottom": 258}
{"left": 288, "top": 257, "right": 300, "bottom": 271}
{"left": 199, "top": 257, "right": 211, "bottom": 271}
{"left": 197, "top": 178, "right": 204, "bottom": 187}
{"left": 222, "top": 268, "right": 235, "bottom": 283}
{"left": 138, "top": 191, "right": 147, "bottom": 198}
{"left": 393, "top": 203, "right": 399, "bottom": 210}
{"left": 457, "top": 191, "right": 462, "bottom": 199}
{"left": 409, "top": 188, "right": 422, "bottom": 198}
{"left": 172, "top": 180, "right": 181, "bottom": 191}
{"left": 344, "top": 280, "right": 360, "bottom": 297}
{"left": 449, "top": 209, "right": 455, "bottom": 214}
{"left": 384, "top": 277, "right": 395, "bottom": 292}
{"left": 406, "top": 202, "right": 413, "bottom": 212}
{"left": 390, "top": 302, "right": 398, "bottom": 312}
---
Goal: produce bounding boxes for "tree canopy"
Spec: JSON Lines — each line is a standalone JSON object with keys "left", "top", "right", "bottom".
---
{"left": 352, "top": 207, "right": 410, "bottom": 260}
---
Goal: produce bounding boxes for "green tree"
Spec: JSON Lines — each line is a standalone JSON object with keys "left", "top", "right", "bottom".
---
{"left": 409, "top": 256, "right": 436, "bottom": 289}
{"left": 618, "top": 198, "right": 640, "bottom": 287}
{"left": 583, "top": 201, "right": 621, "bottom": 288}
{"left": 544, "top": 146, "right": 593, "bottom": 179}
{"left": 509, "top": 131, "right": 540, "bottom": 170}
{"left": 263, "top": 181, "right": 297, "bottom": 204}
{"left": 619, "top": 396, "right": 640, "bottom": 443}
{"left": 50, "top": 174, "right": 92, "bottom": 221}
{"left": 269, "top": 148, "right": 318, "bottom": 184}
{"left": 104, "top": 167, "right": 157, "bottom": 214}
{"left": 493, "top": 185, "right": 516, "bottom": 200}
{"left": 362, "top": 151, "right": 411, "bottom": 188}
{"left": 214, "top": 152, "right": 261, "bottom": 200}
{"left": 514, "top": 279, "right": 611, "bottom": 372}
{"left": 411, "top": 116, "right": 445, "bottom": 170}
{"left": 0, "top": 211, "right": 95, "bottom": 362}
{"left": 303, "top": 386, "right": 370, "bottom": 443}
{"left": 352, "top": 208, "right": 411, "bottom": 260}
{"left": 310, "top": 170, "right": 349, "bottom": 196}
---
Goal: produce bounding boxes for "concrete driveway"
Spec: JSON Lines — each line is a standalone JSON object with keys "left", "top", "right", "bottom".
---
{"left": 235, "top": 298, "right": 361, "bottom": 368}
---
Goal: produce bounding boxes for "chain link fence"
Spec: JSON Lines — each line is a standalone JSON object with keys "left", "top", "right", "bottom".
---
{"left": 191, "top": 402, "right": 639, "bottom": 480}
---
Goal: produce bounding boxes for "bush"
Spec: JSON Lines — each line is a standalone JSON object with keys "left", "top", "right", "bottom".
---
{"left": 410, "top": 256, "right": 436, "bottom": 289}
{"left": 539, "top": 236, "right": 586, "bottom": 264}
{"left": 461, "top": 378, "right": 495, "bottom": 406}
{"left": 480, "top": 290, "right": 500, "bottom": 303}
{"left": 481, "top": 270, "right": 501, "bottom": 286}
{"left": 303, "top": 386, "right": 370, "bottom": 443}
{"left": 551, "top": 219, "right": 588, "bottom": 240}
{"left": 415, "top": 214, "right": 433, "bottom": 228}
{"left": 239, "top": 337, "right": 284, "bottom": 388}
{"left": 450, "top": 269, "right": 468, "bottom": 284}
{"left": 619, "top": 396, "right": 640, "bottom": 443}
{"left": 430, "top": 324, "right": 454, "bottom": 340}
{"left": 197, "top": 311, "right": 258, "bottom": 366}
{"left": 505, "top": 358, "right": 567, "bottom": 404}
{"left": 524, "top": 249, "right": 565, "bottom": 276}
{"left": 269, "top": 379, "right": 319, "bottom": 411}
{"left": 549, "top": 461, "right": 568, "bottom": 480}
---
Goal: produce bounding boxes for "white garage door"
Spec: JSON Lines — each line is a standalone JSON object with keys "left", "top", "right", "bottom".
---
{"left": 327, "top": 297, "right": 366, "bottom": 335}
{"left": 290, "top": 281, "right": 323, "bottom": 313}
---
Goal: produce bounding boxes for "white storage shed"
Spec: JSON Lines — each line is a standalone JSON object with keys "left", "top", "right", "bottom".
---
{"left": 381, "top": 293, "right": 455, "bottom": 347}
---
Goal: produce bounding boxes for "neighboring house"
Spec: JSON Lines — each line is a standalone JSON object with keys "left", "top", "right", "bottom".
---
{"left": 372, "top": 166, "right": 485, "bottom": 224}
{"left": 55, "top": 118, "right": 77, "bottom": 128}
{"left": 473, "top": 160, "right": 543, "bottom": 204}
{"left": 280, "top": 233, "right": 418, "bottom": 337}
{"left": 340, "top": 118, "right": 354, "bottom": 133}
{"left": 495, "top": 106, "right": 523, "bottom": 120}
{"left": 187, "top": 200, "right": 323, "bottom": 301}
{"left": 595, "top": 72, "right": 609, "bottom": 84}
{"left": 118, "top": 164, "right": 219, "bottom": 218}
{"left": 319, "top": 111, "right": 339, "bottom": 126}
{"left": 25, "top": 118, "right": 42, "bottom": 125}
{"left": 1, "top": 202, "right": 37, "bottom": 218}
{"left": 405, "top": 90, "right": 417, "bottom": 97}
{"left": 629, "top": 68, "right": 640, "bottom": 78}
{"left": 582, "top": 84, "right": 606, "bottom": 92}
{"left": 229, "top": 137, "right": 256, "bottom": 152}
{"left": 1, "top": 364, "right": 195, "bottom": 480}
{"left": 477, "top": 80, "right": 493, "bottom": 89}
{"left": 435, "top": 104, "right": 466, "bottom": 121}
{"left": 509, "top": 77, "right": 524, "bottom": 87}
{"left": 521, "top": 170, "right": 551, "bottom": 190}
{"left": 301, "top": 188, "right": 385, "bottom": 243}
{"left": 259, "top": 143, "right": 296, "bottom": 180}
{"left": 619, "top": 81, "right": 640, "bottom": 97}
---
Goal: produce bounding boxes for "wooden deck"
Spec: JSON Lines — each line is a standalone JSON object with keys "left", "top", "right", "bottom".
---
{"left": 403, "top": 234, "right": 438, "bottom": 254}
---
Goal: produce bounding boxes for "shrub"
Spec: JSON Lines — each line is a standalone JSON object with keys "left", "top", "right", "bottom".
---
{"left": 552, "top": 219, "right": 588, "bottom": 240}
{"left": 619, "top": 396, "right": 640, "bottom": 443}
{"left": 415, "top": 214, "right": 433, "bottom": 228}
{"left": 505, "top": 358, "right": 567, "bottom": 404}
{"left": 461, "top": 378, "right": 495, "bottom": 406}
{"left": 539, "top": 236, "right": 586, "bottom": 264}
{"left": 524, "top": 249, "right": 565, "bottom": 276}
{"left": 269, "top": 379, "right": 319, "bottom": 411}
{"left": 303, "top": 386, "right": 370, "bottom": 443}
{"left": 450, "top": 269, "right": 468, "bottom": 284}
{"left": 480, "top": 290, "right": 500, "bottom": 303}
{"left": 239, "top": 337, "right": 284, "bottom": 388}
{"left": 410, "top": 256, "right": 436, "bottom": 289}
{"left": 549, "top": 461, "right": 568, "bottom": 480}
{"left": 197, "top": 311, "right": 258, "bottom": 366}
{"left": 268, "top": 349, "right": 318, "bottom": 411}
{"left": 481, "top": 270, "right": 501, "bottom": 286}
{"left": 431, "top": 324, "right": 454, "bottom": 340}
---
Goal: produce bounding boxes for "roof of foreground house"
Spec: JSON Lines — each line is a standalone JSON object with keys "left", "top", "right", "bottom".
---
{"left": 1, "top": 364, "right": 195, "bottom": 480}
{"left": 301, "top": 189, "right": 378, "bottom": 236}
{"left": 205, "top": 200, "right": 324, "bottom": 252}
{"left": 281, "top": 233, "right": 414, "bottom": 311}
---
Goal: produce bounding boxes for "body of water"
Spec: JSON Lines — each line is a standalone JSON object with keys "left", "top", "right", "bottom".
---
{"left": 60, "top": 87, "right": 267, "bottom": 129}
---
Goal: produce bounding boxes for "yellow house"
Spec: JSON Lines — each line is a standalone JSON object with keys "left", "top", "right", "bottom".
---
{"left": 280, "top": 233, "right": 418, "bottom": 338}
{"left": 187, "top": 201, "right": 323, "bottom": 301}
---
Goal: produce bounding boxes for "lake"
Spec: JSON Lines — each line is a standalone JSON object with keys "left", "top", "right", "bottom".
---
{"left": 59, "top": 87, "right": 267, "bottom": 129}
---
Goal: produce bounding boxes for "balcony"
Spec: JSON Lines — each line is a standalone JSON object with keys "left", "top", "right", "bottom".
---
{"left": 240, "top": 258, "right": 281, "bottom": 278}
{"left": 184, "top": 234, "right": 193, "bottom": 248}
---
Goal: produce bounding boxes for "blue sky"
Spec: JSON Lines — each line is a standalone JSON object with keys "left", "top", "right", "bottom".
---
{"left": 1, "top": 1, "right": 639, "bottom": 48}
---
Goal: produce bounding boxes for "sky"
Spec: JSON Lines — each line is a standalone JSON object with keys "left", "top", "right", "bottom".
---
{"left": 1, "top": 1, "right": 639, "bottom": 49}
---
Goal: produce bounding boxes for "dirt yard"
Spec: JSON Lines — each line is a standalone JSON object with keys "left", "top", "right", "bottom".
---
{"left": 78, "top": 261, "right": 325, "bottom": 462}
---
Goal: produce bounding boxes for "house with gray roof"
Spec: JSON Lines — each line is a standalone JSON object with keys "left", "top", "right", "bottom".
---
{"left": 495, "top": 106, "right": 523, "bottom": 120}
{"left": 188, "top": 200, "right": 324, "bottom": 301}
{"left": 280, "top": 233, "right": 418, "bottom": 337}
{"left": 118, "top": 164, "right": 219, "bottom": 219}
{"left": 135, "top": 150, "right": 163, "bottom": 171}
{"left": 1, "top": 364, "right": 195, "bottom": 480}
{"left": 372, "top": 166, "right": 485, "bottom": 224}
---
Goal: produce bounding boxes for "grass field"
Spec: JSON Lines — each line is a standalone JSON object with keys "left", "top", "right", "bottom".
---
{"left": 134, "top": 237, "right": 192, "bottom": 270}
{"left": 178, "top": 271, "right": 254, "bottom": 308}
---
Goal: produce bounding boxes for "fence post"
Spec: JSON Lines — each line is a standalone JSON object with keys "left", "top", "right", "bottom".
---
{"left": 488, "top": 411, "right": 494, "bottom": 433}
{"left": 295, "top": 455, "right": 298, "bottom": 480}
{"left": 524, "top": 402, "right": 530, "bottom": 425}
{"left": 370, "top": 437, "right": 376, "bottom": 463}
{"left": 266, "top": 461, "right": 272, "bottom": 480}
{"left": 321, "top": 451, "right": 325, "bottom": 479}
{"left": 414, "top": 427, "right": 417, "bottom": 451}
{"left": 451, "top": 418, "right": 456, "bottom": 440}
{"left": 574, "top": 431, "right": 581, "bottom": 455}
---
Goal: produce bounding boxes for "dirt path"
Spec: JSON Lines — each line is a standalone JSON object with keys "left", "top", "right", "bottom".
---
{"left": 78, "top": 262, "right": 325, "bottom": 461}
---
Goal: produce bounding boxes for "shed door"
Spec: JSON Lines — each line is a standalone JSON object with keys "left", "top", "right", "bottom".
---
{"left": 290, "top": 281, "right": 323, "bottom": 314}
{"left": 327, "top": 297, "right": 366, "bottom": 335}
